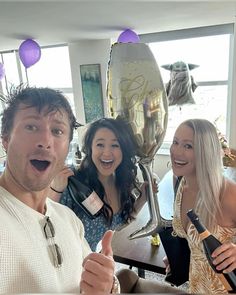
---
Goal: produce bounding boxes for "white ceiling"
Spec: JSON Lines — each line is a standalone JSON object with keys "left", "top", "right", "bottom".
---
{"left": 1, "top": 1, "right": 236, "bottom": 52}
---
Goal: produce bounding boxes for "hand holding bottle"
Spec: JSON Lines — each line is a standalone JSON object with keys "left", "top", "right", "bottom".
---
{"left": 51, "top": 166, "right": 74, "bottom": 193}
{"left": 212, "top": 241, "right": 236, "bottom": 273}
{"left": 67, "top": 176, "right": 104, "bottom": 218}
{"left": 187, "top": 209, "right": 236, "bottom": 293}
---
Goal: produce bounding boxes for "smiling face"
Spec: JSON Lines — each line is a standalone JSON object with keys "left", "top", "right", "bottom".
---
{"left": 91, "top": 127, "right": 123, "bottom": 179}
{"left": 2, "top": 104, "right": 70, "bottom": 192}
{"left": 170, "top": 123, "right": 196, "bottom": 177}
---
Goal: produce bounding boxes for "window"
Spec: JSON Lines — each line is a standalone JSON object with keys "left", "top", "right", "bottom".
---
{"left": 140, "top": 24, "right": 233, "bottom": 153}
{"left": 1, "top": 45, "right": 74, "bottom": 110}
{"left": 23, "top": 45, "right": 72, "bottom": 89}
{"left": 0, "top": 44, "right": 78, "bottom": 161}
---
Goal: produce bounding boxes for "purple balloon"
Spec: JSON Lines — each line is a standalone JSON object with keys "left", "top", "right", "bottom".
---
{"left": 0, "top": 62, "right": 5, "bottom": 80}
{"left": 117, "top": 29, "right": 140, "bottom": 43}
{"left": 19, "top": 39, "right": 41, "bottom": 68}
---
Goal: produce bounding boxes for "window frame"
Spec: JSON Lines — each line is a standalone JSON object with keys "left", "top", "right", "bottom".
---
{"left": 139, "top": 24, "right": 234, "bottom": 154}
{"left": 0, "top": 44, "right": 78, "bottom": 157}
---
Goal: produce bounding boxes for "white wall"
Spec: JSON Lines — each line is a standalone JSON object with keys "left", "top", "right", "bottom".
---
{"left": 68, "top": 39, "right": 111, "bottom": 124}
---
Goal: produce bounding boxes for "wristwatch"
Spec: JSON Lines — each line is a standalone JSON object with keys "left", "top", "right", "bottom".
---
{"left": 111, "top": 275, "right": 120, "bottom": 294}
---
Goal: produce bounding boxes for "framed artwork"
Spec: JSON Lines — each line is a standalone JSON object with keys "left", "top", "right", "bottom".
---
{"left": 80, "top": 64, "right": 104, "bottom": 123}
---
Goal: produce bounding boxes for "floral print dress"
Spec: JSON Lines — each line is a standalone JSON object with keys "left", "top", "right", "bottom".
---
{"left": 60, "top": 187, "right": 124, "bottom": 252}
{"left": 172, "top": 177, "right": 236, "bottom": 294}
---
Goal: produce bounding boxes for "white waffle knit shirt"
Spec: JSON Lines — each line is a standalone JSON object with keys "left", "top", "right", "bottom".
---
{"left": 0, "top": 186, "right": 91, "bottom": 293}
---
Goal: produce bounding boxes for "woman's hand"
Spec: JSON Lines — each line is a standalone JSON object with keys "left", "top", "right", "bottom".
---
{"left": 141, "top": 178, "right": 159, "bottom": 197}
{"left": 163, "top": 255, "right": 171, "bottom": 274}
{"left": 152, "top": 177, "right": 159, "bottom": 194}
{"left": 212, "top": 241, "right": 236, "bottom": 273}
{"left": 50, "top": 166, "right": 74, "bottom": 193}
{"left": 132, "top": 179, "right": 159, "bottom": 218}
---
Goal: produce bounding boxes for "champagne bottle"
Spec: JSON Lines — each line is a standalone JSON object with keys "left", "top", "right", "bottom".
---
{"left": 187, "top": 209, "right": 236, "bottom": 293}
{"left": 67, "top": 176, "right": 104, "bottom": 219}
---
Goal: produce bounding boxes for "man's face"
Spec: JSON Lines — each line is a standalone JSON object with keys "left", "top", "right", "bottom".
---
{"left": 2, "top": 104, "right": 71, "bottom": 192}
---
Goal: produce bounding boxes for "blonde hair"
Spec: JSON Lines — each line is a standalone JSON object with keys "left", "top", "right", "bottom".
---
{"left": 183, "top": 119, "right": 224, "bottom": 230}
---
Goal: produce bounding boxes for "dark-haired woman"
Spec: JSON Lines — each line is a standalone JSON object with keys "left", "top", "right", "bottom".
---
{"left": 50, "top": 118, "right": 148, "bottom": 251}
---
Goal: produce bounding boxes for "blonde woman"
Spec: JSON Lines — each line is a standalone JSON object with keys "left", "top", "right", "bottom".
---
{"left": 170, "top": 118, "right": 236, "bottom": 293}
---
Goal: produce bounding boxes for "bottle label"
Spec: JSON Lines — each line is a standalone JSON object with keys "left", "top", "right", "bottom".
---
{"left": 82, "top": 191, "right": 103, "bottom": 215}
{"left": 199, "top": 230, "right": 211, "bottom": 240}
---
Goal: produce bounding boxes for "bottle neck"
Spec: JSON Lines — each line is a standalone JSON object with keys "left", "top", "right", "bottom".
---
{"left": 191, "top": 217, "right": 205, "bottom": 231}
{"left": 191, "top": 217, "right": 211, "bottom": 239}
{"left": 198, "top": 229, "right": 211, "bottom": 240}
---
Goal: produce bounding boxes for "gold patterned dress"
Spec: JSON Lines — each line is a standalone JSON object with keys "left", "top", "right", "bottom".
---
{"left": 172, "top": 177, "right": 236, "bottom": 294}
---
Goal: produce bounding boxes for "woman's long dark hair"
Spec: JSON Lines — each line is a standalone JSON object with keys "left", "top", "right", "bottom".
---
{"left": 77, "top": 118, "right": 140, "bottom": 224}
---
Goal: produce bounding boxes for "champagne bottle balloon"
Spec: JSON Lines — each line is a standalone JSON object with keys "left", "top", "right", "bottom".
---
{"left": 67, "top": 176, "right": 104, "bottom": 219}
{"left": 187, "top": 209, "right": 236, "bottom": 293}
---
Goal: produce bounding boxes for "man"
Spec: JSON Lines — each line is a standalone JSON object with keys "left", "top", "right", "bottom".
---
{"left": 0, "top": 86, "right": 117, "bottom": 293}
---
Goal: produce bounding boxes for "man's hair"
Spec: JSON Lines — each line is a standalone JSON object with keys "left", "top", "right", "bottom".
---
{"left": 1, "top": 85, "right": 78, "bottom": 142}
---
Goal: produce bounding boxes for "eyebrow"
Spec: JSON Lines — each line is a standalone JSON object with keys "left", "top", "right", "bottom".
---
{"left": 95, "top": 138, "right": 118, "bottom": 142}
{"left": 173, "top": 137, "right": 193, "bottom": 143}
{"left": 21, "top": 115, "right": 69, "bottom": 127}
{"left": 22, "top": 115, "right": 41, "bottom": 120}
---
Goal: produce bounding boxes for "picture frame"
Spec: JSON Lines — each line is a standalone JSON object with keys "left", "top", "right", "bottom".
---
{"left": 80, "top": 64, "right": 104, "bottom": 123}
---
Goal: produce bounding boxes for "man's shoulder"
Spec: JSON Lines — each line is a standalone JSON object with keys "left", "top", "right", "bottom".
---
{"left": 48, "top": 198, "right": 82, "bottom": 222}
{"left": 48, "top": 198, "right": 86, "bottom": 234}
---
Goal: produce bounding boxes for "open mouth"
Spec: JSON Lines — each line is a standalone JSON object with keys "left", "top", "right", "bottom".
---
{"left": 101, "top": 159, "right": 113, "bottom": 163}
{"left": 174, "top": 160, "right": 187, "bottom": 166}
{"left": 30, "top": 160, "right": 50, "bottom": 171}
{"left": 100, "top": 159, "right": 113, "bottom": 167}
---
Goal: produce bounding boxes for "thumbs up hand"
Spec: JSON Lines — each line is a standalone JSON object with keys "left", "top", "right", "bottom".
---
{"left": 80, "top": 230, "right": 115, "bottom": 294}
{"left": 101, "top": 229, "right": 113, "bottom": 257}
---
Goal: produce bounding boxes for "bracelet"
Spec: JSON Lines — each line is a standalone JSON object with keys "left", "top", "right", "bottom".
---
{"left": 50, "top": 186, "right": 63, "bottom": 194}
{"left": 111, "top": 275, "right": 120, "bottom": 294}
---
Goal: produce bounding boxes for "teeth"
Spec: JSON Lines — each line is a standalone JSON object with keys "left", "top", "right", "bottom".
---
{"left": 101, "top": 159, "right": 113, "bottom": 163}
{"left": 175, "top": 160, "right": 187, "bottom": 165}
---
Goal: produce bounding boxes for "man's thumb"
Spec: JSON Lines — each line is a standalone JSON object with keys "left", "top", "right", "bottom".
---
{"left": 101, "top": 230, "right": 114, "bottom": 257}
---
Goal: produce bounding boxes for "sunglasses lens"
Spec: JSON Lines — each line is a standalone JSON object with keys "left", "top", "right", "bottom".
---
{"left": 44, "top": 217, "right": 62, "bottom": 268}
{"left": 47, "top": 218, "right": 55, "bottom": 236}
{"left": 55, "top": 243, "right": 63, "bottom": 266}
